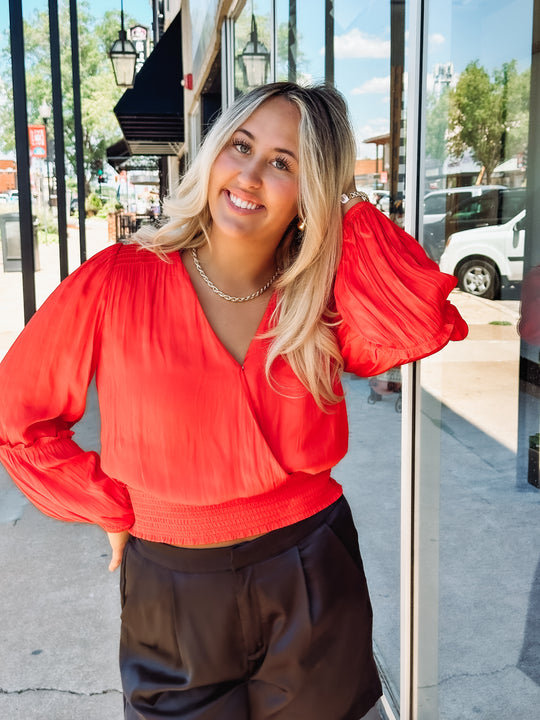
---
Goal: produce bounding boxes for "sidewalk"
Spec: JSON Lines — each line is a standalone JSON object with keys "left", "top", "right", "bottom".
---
{"left": 0, "top": 217, "right": 112, "bottom": 361}
{"left": 0, "top": 219, "right": 123, "bottom": 718}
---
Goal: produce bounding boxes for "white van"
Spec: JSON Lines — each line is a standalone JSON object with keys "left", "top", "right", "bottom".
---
{"left": 423, "top": 187, "right": 526, "bottom": 262}
{"left": 439, "top": 210, "right": 525, "bottom": 299}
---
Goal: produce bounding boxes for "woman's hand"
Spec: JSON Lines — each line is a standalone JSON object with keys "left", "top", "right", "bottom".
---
{"left": 106, "top": 530, "right": 130, "bottom": 572}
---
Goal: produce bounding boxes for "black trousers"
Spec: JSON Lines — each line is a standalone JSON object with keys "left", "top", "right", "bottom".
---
{"left": 119, "top": 497, "right": 382, "bottom": 720}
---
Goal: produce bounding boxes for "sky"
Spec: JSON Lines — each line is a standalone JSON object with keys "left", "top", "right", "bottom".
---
{"left": 328, "top": 0, "right": 533, "bottom": 157}
{"left": 427, "top": 0, "right": 533, "bottom": 76}
{"left": 0, "top": 0, "right": 153, "bottom": 40}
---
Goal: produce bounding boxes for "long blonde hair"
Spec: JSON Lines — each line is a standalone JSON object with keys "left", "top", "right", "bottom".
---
{"left": 136, "top": 82, "right": 357, "bottom": 407}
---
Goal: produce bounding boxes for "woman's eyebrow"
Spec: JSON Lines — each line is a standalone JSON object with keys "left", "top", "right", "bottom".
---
{"left": 236, "top": 127, "right": 298, "bottom": 162}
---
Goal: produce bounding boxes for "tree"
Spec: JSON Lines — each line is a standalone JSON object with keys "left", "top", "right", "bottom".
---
{"left": 0, "top": 0, "right": 142, "bottom": 192}
{"left": 496, "top": 61, "right": 529, "bottom": 161}
{"left": 425, "top": 86, "right": 450, "bottom": 164}
{"left": 447, "top": 60, "right": 529, "bottom": 183}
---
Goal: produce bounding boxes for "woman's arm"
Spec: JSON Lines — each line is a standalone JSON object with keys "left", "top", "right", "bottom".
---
{"left": 0, "top": 246, "right": 134, "bottom": 534}
{"left": 335, "top": 199, "right": 468, "bottom": 376}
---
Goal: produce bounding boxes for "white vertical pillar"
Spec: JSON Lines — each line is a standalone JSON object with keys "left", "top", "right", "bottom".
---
{"left": 402, "top": 1, "right": 440, "bottom": 719}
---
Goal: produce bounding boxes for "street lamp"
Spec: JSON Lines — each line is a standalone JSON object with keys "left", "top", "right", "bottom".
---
{"left": 238, "top": 13, "right": 270, "bottom": 90}
{"left": 109, "top": 0, "right": 137, "bottom": 88}
{"left": 38, "top": 99, "right": 52, "bottom": 208}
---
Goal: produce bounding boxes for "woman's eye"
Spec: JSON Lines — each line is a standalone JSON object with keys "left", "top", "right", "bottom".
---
{"left": 273, "top": 156, "right": 291, "bottom": 172}
{"left": 233, "top": 140, "right": 250, "bottom": 154}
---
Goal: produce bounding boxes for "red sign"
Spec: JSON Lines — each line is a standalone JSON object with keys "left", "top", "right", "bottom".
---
{"left": 28, "top": 125, "right": 47, "bottom": 158}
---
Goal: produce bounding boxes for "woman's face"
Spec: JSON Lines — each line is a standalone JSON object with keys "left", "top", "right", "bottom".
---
{"left": 208, "top": 96, "right": 301, "bottom": 251}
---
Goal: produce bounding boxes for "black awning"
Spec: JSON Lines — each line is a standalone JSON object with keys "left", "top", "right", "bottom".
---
{"left": 114, "top": 12, "right": 184, "bottom": 156}
{"left": 106, "top": 138, "right": 161, "bottom": 172}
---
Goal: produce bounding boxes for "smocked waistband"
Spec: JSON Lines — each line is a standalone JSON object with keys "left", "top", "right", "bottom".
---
{"left": 129, "top": 496, "right": 346, "bottom": 572}
{"left": 128, "top": 471, "right": 343, "bottom": 546}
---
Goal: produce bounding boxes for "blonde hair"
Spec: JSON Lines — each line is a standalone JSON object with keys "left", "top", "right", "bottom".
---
{"left": 136, "top": 82, "right": 357, "bottom": 407}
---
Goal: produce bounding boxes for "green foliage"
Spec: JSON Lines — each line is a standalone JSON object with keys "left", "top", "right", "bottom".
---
{"left": 37, "top": 228, "right": 60, "bottom": 246}
{"left": 0, "top": 0, "right": 141, "bottom": 187}
{"left": 425, "top": 87, "right": 450, "bottom": 163}
{"left": 447, "top": 60, "right": 529, "bottom": 183}
{"left": 35, "top": 208, "right": 59, "bottom": 245}
{"left": 498, "top": 62, "right": 530, "bottom": 159}
{"left": 85, "top": 192, "right": 103, "bottom": 215}
{"left": 96, "top": 198, "right": 120, "bottom": 218}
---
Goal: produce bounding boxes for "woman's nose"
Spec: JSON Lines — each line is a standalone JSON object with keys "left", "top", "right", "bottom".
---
{"left": 238, "top": 158, "right": 263, "bottom": 188}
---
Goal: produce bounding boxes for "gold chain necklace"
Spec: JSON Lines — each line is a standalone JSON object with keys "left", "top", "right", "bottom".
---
{"left": 191, "top": 248, "right": 279, "bottom": 303}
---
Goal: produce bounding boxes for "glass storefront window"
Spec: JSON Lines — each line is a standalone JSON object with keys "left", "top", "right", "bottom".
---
{"left": 274, "top": 0, "right": 325, "bottom": 83}
{"left": 418, "top": 0, "right": 540, "bottom": 717}
{"left": 234, "top": 1, "right": 273, "bottom": 97}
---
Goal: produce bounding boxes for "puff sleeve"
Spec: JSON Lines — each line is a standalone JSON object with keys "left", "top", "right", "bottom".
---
{"left": 334, "top": 201, "right": 468, "bottom": 377}
{"left": 0, "top": 245, "right": 134, "bottom": 532}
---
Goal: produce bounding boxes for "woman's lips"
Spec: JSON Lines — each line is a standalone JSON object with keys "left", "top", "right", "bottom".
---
{"left": 226, "top": 190, "right": 264, "bottom": 212}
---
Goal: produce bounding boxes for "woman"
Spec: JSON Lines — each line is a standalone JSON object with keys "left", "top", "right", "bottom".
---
{"left": 0, "top": 82, "right": 467, "bottom": 719}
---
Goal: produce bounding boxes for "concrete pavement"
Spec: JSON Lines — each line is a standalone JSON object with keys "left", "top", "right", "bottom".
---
{"left": 0, "top": 218, "right": 124, "bottom": 718}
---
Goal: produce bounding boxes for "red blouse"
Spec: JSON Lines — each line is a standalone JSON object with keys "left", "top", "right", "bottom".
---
{"left": 0, "top": 202, "right": 467, "bottom": 544}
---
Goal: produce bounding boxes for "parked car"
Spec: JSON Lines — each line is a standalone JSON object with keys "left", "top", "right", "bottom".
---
{"left": 422, "top": 185, "right": 521, "bottom": 262}
{"left": 439, "top": 209, "right": 525, "bottom": 299}
{"left": 0, "top": 192, "right": 9, "bottom": 203}
{"left": 8, "top": 189, "right": 18, "bottom": 202}
{"left": 423, "top": 184, "right": 506, "bottom": 223}
{"left": 372, "top": 190, "right": 390, "bottom": 213}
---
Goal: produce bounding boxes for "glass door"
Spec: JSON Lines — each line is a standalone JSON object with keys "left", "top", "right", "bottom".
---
{"left": 412, "top": 0, "right": 540, "bottom": 717}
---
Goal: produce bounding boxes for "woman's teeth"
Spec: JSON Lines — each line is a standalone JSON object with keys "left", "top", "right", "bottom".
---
{"left": 229, "top": 192, "right": 261, "bottom": 210}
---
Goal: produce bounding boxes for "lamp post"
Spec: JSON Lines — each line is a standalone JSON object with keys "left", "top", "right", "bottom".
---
{"left": 109, "top": 0, "right": 137, "bottom": 88}
{"left": 38, "top": 99, "right": 52, "bottom": 209}
{"left": 238, "top": 13, "right": 270, "bottom": 90}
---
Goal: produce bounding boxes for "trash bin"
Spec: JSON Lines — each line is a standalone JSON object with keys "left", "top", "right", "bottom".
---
{"left": 0, "top": 212, "right": 40, "bottom": 272}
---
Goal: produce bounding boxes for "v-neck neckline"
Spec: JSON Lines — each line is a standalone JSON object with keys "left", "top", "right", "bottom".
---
{"left": 176, "top": 250, "right": 277, "bottom": 369}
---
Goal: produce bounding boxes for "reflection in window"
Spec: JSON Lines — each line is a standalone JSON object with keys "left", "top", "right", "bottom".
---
{"left": 234, "top": 2, "right": 272, "bottom": 97}
{"left": 421, "top": 0, "right": 539, "bottom": 717}
{"left": 275, "top": 0, "right": 323, "bottom": 82}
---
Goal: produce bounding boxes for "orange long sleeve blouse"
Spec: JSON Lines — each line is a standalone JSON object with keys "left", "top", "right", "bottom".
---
{"left": 0, "top": 202, "right": 467, "bottom": 544}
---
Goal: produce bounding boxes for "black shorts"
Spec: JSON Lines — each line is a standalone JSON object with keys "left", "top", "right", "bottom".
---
{"left": 119, "top": 496, "right": 382, "bottom": 720}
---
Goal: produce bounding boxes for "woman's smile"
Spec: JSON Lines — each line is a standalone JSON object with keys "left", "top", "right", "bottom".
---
{"left": 225, "top": 189, "right": 264, "bottom": 212}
